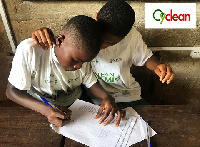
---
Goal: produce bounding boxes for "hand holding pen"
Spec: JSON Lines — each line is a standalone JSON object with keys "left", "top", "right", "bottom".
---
{"left": 41, "top": 97, "right": 72, "bottom": 127}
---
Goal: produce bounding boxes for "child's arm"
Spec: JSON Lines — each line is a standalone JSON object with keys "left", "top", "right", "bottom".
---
{"left": 88, "top": 82, "right": 125, "bottom": 127}
{"left": 6, "top": 82, "right": 71, "bottom": 127}
{"left": 145, "top": 55, "right": 175, "bottom": 84}
{"left": 32, "top": 27, "right": 55, "bottom": 49}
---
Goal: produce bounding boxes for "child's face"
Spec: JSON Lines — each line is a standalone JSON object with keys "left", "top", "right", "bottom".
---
{"left": 100, "top": 32, "right": 124, "bottom": 49}
{"left": 55, "top": 39, "right": 97, "bottom": 71}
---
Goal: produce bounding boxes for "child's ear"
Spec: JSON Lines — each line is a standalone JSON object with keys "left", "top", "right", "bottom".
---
{"left": 56, "top": 34, "right": 65, "bottom": 47}
{"left": 95, "top": 12, "right": 98, "bottom": 21}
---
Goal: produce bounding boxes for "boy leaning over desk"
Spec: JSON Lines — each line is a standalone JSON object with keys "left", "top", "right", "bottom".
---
{"left": 31, "top": 0, "right": 175, "bottom": 107}
{"left": 6, "top": 15, "right": 125, "bottom": 128}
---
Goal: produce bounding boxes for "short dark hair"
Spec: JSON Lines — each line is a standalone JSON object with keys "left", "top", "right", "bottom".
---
{"left": 62, "top": 15, "right": 101, "bottom": 55}
{"left": 97, "top": 0, "right": 135, "bottom": 37}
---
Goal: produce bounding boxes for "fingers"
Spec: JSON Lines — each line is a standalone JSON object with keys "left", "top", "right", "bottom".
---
{"left": 98, "top": 107, "right": 112, "bottom": 124}
{"left": 154, "top": 67, "right": 161, "bottom": 78}
{"left": 48, "top": 119, "right": 63, "bottom": 127}
{"left": 159, "top": 65, "right": 167, "bottom": 82}
{"left": 31, "top": 28, "right": 55, "bottom": 49}
{"left": 47, "top": 111, "right": 65, "bottom": 127}
{"left": 47, "top": 107, "right": 72, "bottom": 127}
{"left": 94, "top": 104, "right": 114, "bottom": 125}
{"left": 54, "top": 110, "right": 66, "bottom": 119}
{"left": 102, "top": 108, "right": 115, "bottom": 126}
{"left": 49, "top": 118, "right": 69, "bottom": 127}
{"left": 121, "top": 109, "right": 126, "bottom": 120}
{"left": 95, "top": 98, "right": 126, "bottom": 126}
{"left": 32, "top": 33, "right": 40, "bottom": 47}
{"left": 61, "top": 108, "right": 72, "bottom": 119}
{"left": 95, "top": 106, "right": 126, "bottom": 127}
{"left": 38, "top": 29, "right": 49, "bottom": 49}
{"left": 48, "top": 28, "right": 56, "bottom": 48}
{"left": 167, "top": 72, "right": 175, "bottom": 84}
{"left": 94, "top": 106, "right": 104, "bottom": 119}
{"left": 115, "top": 110, "right": 121, "bottom": 127}
{"left": 32, "top": 29, "right": 46, "bottom": 48}
{"left": 44, "top": 28, "right": 55, "bottom": 48}
{"left": 156, "top": 64, "right": 175, "bottom": 84}
{"left": 55, "top": 106, "right": 72, "bottom": 120}
{"left": 161, "top": 66, "right": 174, "bottom": 84}
{"left": 115, "top": 109, "right": 126, "bottom": 127}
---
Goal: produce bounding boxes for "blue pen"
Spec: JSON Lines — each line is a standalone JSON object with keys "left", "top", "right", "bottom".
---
{"left": 41, "top": 97, "right": 53, "bottom": 107}
{"left": 146, "top": 121, "right": 151, "bottom": 147}
{"left": 40, "top": 97, "right": 65, "bottom": 114}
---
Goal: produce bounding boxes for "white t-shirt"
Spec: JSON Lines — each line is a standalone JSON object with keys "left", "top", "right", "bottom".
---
{"left": 8, "top": 38, "right": 97, "bottom": 106}
{"left": 91, "top": 27, "right": 153, "bottom": 103}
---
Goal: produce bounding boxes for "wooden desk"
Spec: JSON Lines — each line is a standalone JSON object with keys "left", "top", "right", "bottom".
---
{"left": 1, "top": 101, "right": 200, "bottom": 147}
{"left": 133, "top": 105, "right": 200, "bottom": 147}
{"left": 0, "top": 101, "right": 62, "bottom": 147}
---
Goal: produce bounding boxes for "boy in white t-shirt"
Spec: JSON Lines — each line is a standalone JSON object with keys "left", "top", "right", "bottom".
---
{"left": 6, "top": 15, "right": 124, "bottom": 127}
{"left": 31, "top": 0, "right": 174, "bottom": 107}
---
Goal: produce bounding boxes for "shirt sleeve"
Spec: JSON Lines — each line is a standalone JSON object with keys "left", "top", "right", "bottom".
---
{"left": 8, "top": 39, "right": 32, "bottom": 90}
{"left": 131, "top": 29, "right": 153, "bottom": 66}
{"left": 81, "top": 62, "right": 97, "bottom": 88}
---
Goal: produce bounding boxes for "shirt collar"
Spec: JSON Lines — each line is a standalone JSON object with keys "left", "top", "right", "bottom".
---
{"left": 52, "top": 45, "right": 59, "bottom": 63}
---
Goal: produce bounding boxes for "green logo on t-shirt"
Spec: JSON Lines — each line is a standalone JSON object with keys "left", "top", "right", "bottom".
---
{"left": 68, "top": 77, "right": 79, "bottom": 83}
{"left": 94, "top": 72, "right": 120, "bottom": 82}
{"left": 44, "top": 74, "right": 57, "bottom": 87}
{"left": 110, "top": 58, "right": 122, "bottom": 63}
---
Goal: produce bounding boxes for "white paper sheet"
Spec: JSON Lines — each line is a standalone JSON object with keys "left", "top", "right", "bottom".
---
{"left": 51, "top": 99, "right": 156, "bottom": 147}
